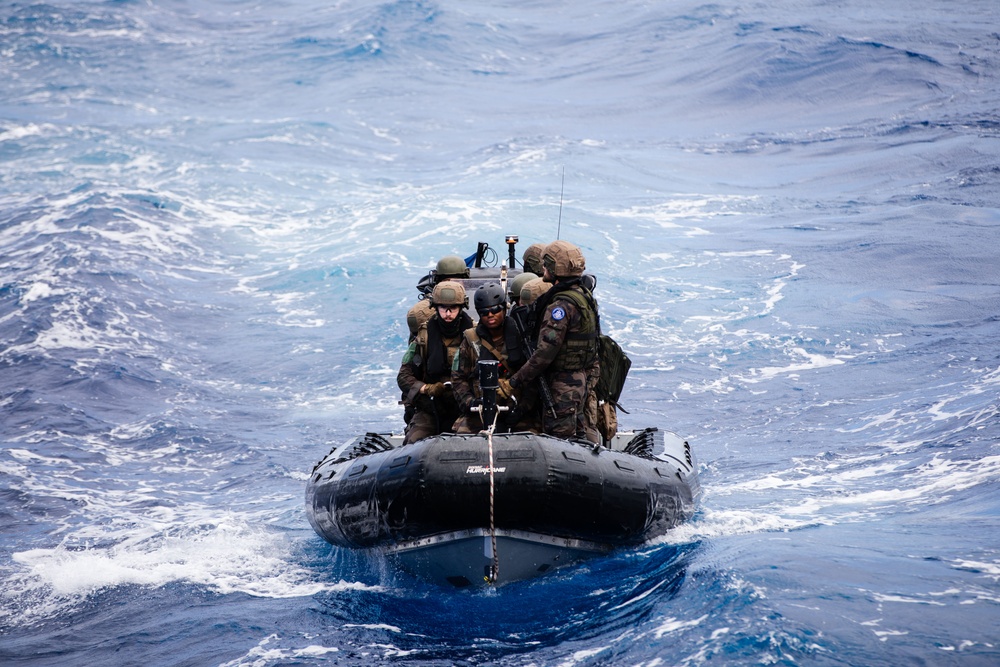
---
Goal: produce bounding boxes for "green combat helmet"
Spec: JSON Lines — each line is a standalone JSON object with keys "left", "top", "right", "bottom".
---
{"left": 508, "top": 272, "right": 538, "bottom": 304}
{"left": 435, "top": 255, "right": 470, "bottom": 280}
{"left": 542, "top": 240, "right": 586, "bottom": 279}
{"left": 431, "top": 280, "right": 468, "bottom": 308}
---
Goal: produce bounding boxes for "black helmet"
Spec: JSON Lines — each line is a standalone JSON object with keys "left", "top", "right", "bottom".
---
{"left": 474, "top": 282, "right": 507, "bottom": 313}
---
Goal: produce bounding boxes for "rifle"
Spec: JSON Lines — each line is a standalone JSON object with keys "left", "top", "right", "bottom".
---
{"left": 508, "top": 305, "right": 558, "bottom": 419}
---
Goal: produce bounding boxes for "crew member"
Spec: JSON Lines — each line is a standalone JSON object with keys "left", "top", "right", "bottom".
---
{"left": 518, "top": 276, "right": 550, "bottom": 309}
{"left": 521, "top": 243, "right": 546, "bottom": 276}
{"left": 398, "top": 281, "right": 474, "bottom": 443}
{"left": 406, "top": 255, "right": 471, "bottom": 341}
{"left": 507, "top": 271, "right": 538, "bottom": 307}
{"left": 500, "top": 241, "right": 600, "bottom": 443}
{"left": 401, "top": 255, "right": 470, "bottom": 424}
{"left": 451, "top": 282, "right": 533, "bottom": 433}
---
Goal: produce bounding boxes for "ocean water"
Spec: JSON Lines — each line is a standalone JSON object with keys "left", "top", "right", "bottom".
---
{"left": 2, "top": 0, "right": 999, "bottom": 665}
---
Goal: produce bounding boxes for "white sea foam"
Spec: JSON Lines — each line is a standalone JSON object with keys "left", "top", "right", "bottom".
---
{"left": 871, "top": 592, "right": 945, "bottom": 606}
{"left": 950, "top": 559, "right": 1000, "bottom": 581}
{"left": 217, "top": 635, "right": 341, "bottom": 667}
{"left": 2, "top": 512, "right": 376, "bottom": 627}
{"left": 927, "top": 365, "right": 1000, "bottom": 424}
{"left": 691, "top": 443, "right": 1000, "bottom": 546}
{"left": 556, "top": 645, "right": 612, "bottom": 667}
{"left": 744, "top": 348, "right": 846, "bottom": 383}
{"left": 651, "top": 508, "right": 820, "bottom": 546}
{"left": 0, "top": 423, "right": 380, "bottom": 628}
{"left": 0, "top": 122, "right": 55, "bottom": 142}
{"left": 343, "top": 623, "right": 403, "bottom": 632}
{"left": 20, "top": 281, "right": 54, "bottom": 303}
{"left": 651, "top": 614, "right": 709, "bottom": 638}
{"left": 677, "top": 346, "right": 847, "bottom": 395}
{"left": 609, "top": 195, "right": 756, "bottom": 231}
{"left": 7, "top": 448, "right": 84, "bottom": 470}
{"left": 466, "top": 147, "right": 550, "bottom": 175}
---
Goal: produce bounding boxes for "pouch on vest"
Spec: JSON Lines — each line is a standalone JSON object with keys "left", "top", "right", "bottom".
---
{"left": 597, "top": 400, "right": 618, "bottom": 443}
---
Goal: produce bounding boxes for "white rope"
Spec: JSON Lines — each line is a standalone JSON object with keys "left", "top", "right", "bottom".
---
{"left": 486, "top": 422, "right": 499, "bottom": 584}
{"left": 475, "top": 405, "right": 502, "bottom": 584}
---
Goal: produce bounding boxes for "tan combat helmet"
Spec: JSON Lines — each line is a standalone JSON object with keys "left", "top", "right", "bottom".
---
{"left": 430, "top": 280, "right": 468, "bottom": 308}
{"left": 521, "top": 243, "right": 546, "bottom": 276}
{"left": 508, "top": 271, "right": 538, "bottom": 303}
{"left": 520, "top": 277, "right": 550, "bottom": 306}
{"left": 406, "top": 300, "right": 434, "bottom": 338}
{"left": 542, "top": 240, "right": 586, "bottom": 278}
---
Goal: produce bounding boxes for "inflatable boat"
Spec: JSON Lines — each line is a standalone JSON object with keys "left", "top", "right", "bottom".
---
{"left": 305, "top": 235, "right": 700, "bottom": 586}
{"left": 306, "top": 426, "right": 700, "bottom": 587}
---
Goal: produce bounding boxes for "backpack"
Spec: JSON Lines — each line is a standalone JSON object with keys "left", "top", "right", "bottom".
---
{"left": 596, "top": 334, "right": 631, "bottom": 408}
{"left": 594, "top": 333, "right": 631, "bottom": 442}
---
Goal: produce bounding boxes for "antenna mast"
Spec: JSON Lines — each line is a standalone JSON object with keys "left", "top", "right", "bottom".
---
{"left": 556, "top": 166, "right": 565, "bottom": 240}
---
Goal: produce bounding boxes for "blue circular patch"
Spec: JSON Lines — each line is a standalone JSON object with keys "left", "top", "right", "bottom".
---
{"left": 551, "top": 306, "right": 566, "bottom": 321}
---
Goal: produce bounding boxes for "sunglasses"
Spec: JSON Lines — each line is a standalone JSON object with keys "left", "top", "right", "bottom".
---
{"left": 478, "top": 305, "right": 504, "bottom": 316}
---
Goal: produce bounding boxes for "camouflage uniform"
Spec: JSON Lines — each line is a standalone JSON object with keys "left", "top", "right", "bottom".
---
{"left": 451, "top": 318, "right": 536, "bottom": 433}
{"left": 400, "top": 258, "right": 464, "bottom": 422}
{"left": 509, "top": 281, "right": 600, "bottom": 442}
{"left": 397, "top": 281, "right": 472, "bottom": 444}
{"left": 399, "top": 299, "right": 436, "bottom": 425}
{"left": 397, "top": 314, "right": 472, "bottom": 443}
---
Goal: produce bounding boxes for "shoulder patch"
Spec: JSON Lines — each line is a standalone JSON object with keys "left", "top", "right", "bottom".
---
{"left": 551, "top": 306, "right": 566, "bottom": 321}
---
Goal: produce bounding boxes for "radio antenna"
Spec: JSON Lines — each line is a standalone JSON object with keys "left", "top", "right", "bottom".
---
{"left": 556, "top": 166, "right": 565, "bottom": 240}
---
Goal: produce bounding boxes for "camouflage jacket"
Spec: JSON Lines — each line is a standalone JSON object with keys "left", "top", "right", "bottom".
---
{"left": 451, "top": 320, "right": 518, "bottom": 412}
{"left": 509, "top": 284, "right": 598, "bottom": 390}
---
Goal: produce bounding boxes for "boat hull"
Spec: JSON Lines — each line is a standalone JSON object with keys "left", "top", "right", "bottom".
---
{"left": 388, "top": 528, "right": 612, "bottom": 587}
{"left": 306, "top": 429, "right": 699, "bottom": 585}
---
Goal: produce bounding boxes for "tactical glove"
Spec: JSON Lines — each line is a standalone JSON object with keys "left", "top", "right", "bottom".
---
{"left": 497, "top": 378, "right": 514, "bottom": 400}
{"left": 423, "top": 382, "right": 448, "bottom": 398}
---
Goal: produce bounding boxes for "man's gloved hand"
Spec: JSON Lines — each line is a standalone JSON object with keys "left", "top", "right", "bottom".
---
{"left": 497, "top": 378, "right": 514, "bottom": 400}
{"left": 422, "top": 382, "right": 448, "bottom": 398}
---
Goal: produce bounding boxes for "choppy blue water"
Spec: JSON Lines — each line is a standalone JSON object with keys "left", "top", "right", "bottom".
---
{"left": 2, "top": 0, "right": 999, "bottom": 664}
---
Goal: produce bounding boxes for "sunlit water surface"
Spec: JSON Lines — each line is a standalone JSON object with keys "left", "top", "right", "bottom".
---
{"left": 2, "top": 1, "right": 999, "bottom": 665}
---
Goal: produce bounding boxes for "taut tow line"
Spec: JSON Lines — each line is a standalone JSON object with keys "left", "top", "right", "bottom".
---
{"left": 473, "top": 359, "right": 506, "bottom": 585}
{"left": 484, "top": 412, "right": 499, "bottom": 584}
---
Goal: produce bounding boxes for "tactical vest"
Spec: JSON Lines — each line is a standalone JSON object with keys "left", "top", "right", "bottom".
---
{"left": 550, "top": 287, "right": 599, "bottom": 372}
{"left": 464, "top": 327, "right": 511, "bottom": 377}
{"left": 415, "top": 319, "right": 466, "bottom": 382}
